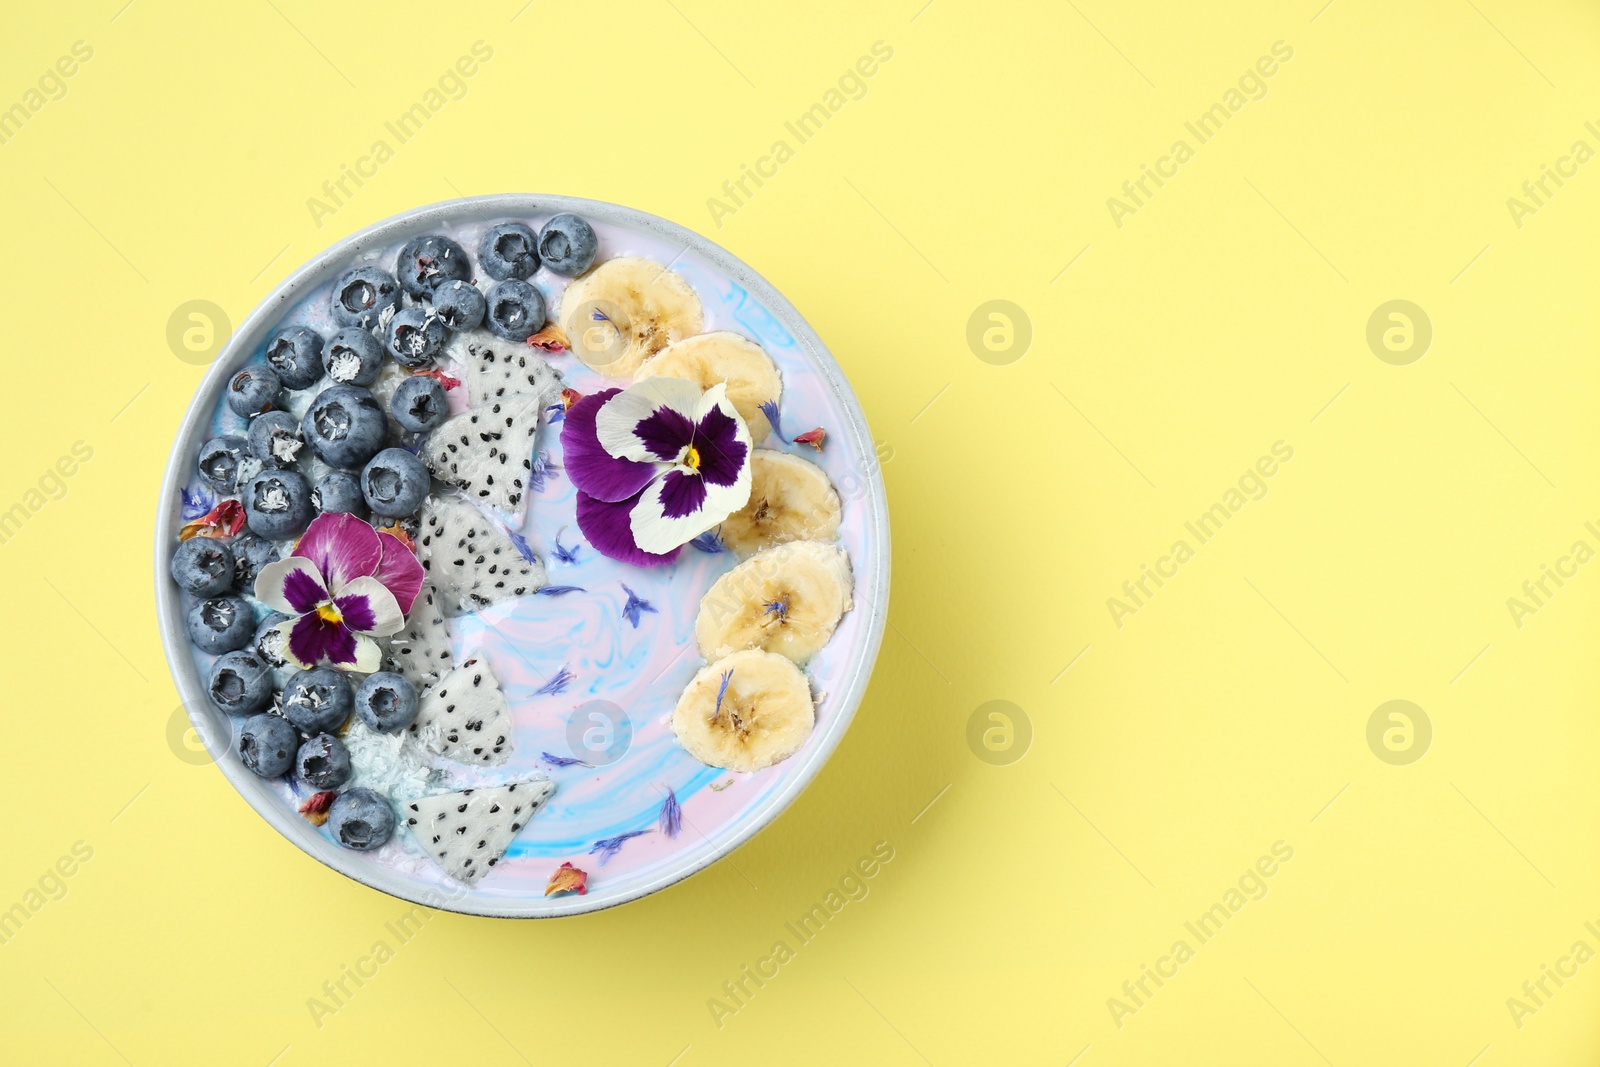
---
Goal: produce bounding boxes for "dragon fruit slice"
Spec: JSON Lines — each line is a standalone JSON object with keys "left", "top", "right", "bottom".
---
{"left": 416, "top": 495, "right": 546, "bottom": 617}
{"left": 403, "top": 776, "right": 556, "bottom": 884}
{"left": 407, "top": 655, "right": 514, "bottom": 766}
{"left": 421, "top": 397, "right": 541, "bottom": 519}
{"left": 449, "top": 329, "right": 564, "bottom": 410}
{"left": 381, "top": 580, "right": 453, "bottom": 688}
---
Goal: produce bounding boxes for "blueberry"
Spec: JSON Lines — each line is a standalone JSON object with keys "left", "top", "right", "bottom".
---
{"left": 171, "top": 537, "right": 235, "bottom": 597}
{"left": 296, "top": 733, "right": 352, "bottom": 789}
{"left": 433, "top": 279, "right": 486, "bottom": 331}
{"left": 353, "top": 672, "right": 419, "bottom": 732}
{"left": 243, "top": 469, "right": 314, "bottom": 539}
{"left": 301, "top": 386, "right": 388, "bottom": 470}
{"left": 323, "top": 327, "right": 385, "bottom": 387}
{"left": 389, "top": 375, "right": 447, "bottom": 433}
{"left": 484, "top": 279, "right": 545, "bottom": 342}
{"left": 327, "top": 788, "right": 394, "bottom": 851}
{"left": 226, "top": 365, "right": 281, "bottom": 417}
{"left": 186, "top": 595, "right": 255, "bottom": 654}
{"left": 254, "top": 612, "right": 290, "bottom": 667}
{"left": 197, "top": 436, "right": 247, "bottom": 493}
{"left": 361, "top": 448, "right": 428, "bottom": 518}
{"left": 247, "top": 410, "right": 304, "bottom": 469}
{"left": 478, "top": 222, "right": 539, "bottom": 281}
{"left": 231, "top": 534, "right": 280, "bottom": 588}
{"left": 385, "top": 307, "right": 446, "bottom": 368}
{"left": 537, "top": 214, "right": 598, "bottom": 276}
{"left": 264, "top": 326, "right": 324, "bottom": 390}
{"left": 208, "top": 649, "right": 274, "bottom": 716}
{"left": 239, "top": 714, "right": 298, "bottom": 778}
{"left": 331, "top": 266, "right": 401, "bottom": 329}
{"left": 396, "top": 235, "right": 470, "bottom": 300}
{"left": 281, "top": 666, "right": 352, "bottom": 733}
{"left": 313, "top": 470, "right": 368, "bottom": 518}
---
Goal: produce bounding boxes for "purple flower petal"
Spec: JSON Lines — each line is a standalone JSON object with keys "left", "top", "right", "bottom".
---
{"left": 575, "top": 490, "right": 679, "bottom": 568}
{"left": 371, "top": 532, "right": 423, "bottom": 615}
{"left": 563, "top": 388, "right": 659, "bottom": 503}
{"left": 282, "top": 567, "right": 327, "bottom": 615}
{"left": 333, "top": 592, "right": 376, "bottom": 633}
{"left": 595, "top": 378, "right": 703, "bottom": 462}
{"left": 293, "top": 513, "right": 383, "bottom": 592}
{"left": 255, "top": 558, "right": 324, "bottom": 614}
{"left": 630, "top": 467, "right": 748, "bottom": 555}
{"left": 334, "top": 576, "right": 404, "bottom": 637}
{"left": 288, "top": 612, "right": 358, "bottom": 667}
{"left": 656, "top": 469, "right": 708, "bottom": 519}
{"left": 631, "top": 405, "right": 696, "bottom": 462}
{"left": 693, "top": 405, "right": 748, "bottom": 488}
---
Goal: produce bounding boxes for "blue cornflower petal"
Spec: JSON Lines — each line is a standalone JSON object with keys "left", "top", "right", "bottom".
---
{"left": 180, "top": 484, "right": 215, "bottom": 520}
{"left": 659, "top": 789, "right": 682, "bottom": 838}
{"left": 534, "top": 666, "right": 575, "bottom": 696}
{"left": 529, "top": 449, "right": 562, "bottom": 493}
{"left": 759, "top": 399, "right": 785, "bottom": 443}
{"left": 552, "top": 527, "right": 581, "bottom": 564}
{"left": 713, "top": 668, "right": 734, "bottom": 723}
{"left": 507, "top": 528, "right": 538, "bottom": 564}
{"left": 620, "top": 583, "right": 658, "bottom": 628}
{"left": 589, "top": 829, "right": 652, "bottom": 864}
{"left": 688, "top": 528, "right": 725, "bottom": 554}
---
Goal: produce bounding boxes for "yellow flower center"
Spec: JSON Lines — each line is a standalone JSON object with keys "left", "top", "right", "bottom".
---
{"left": 684, "top": 445, "right": 702, "bottom": 471}
{"left": 315, "top": 602, "right": 343, "bottom": 625}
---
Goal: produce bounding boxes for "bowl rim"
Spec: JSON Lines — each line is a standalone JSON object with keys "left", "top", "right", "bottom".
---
{"left": 153, "top": 194, "right": 890, "bottom": 918}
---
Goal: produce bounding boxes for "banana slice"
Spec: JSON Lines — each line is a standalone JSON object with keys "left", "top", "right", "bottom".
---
{"left": 717, "top": 451, "right": 841, "bottom": 556}
{"left": 695, "top": 540, "right": 853, "bottom": 663}
{"left": 635, "top": 332, "right": 781, "bottom": 442}
{"left": 672, "top": 649, "right": 815, "bottom": 771}
{"left": 559, "top": 257, "right": 704, "bottom": 378}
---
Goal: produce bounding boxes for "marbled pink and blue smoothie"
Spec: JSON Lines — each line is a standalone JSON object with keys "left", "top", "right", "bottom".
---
{"left": 183, "top": 212, "right": 881, "bottom": 902}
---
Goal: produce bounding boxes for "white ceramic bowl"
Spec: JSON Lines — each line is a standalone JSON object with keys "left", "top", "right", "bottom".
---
{"left": 154, "top": 195, "right": 889, "bottom": 917}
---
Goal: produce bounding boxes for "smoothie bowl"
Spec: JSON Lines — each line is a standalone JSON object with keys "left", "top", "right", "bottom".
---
{"left": 155, "top": 195, "right": 889, "bottom": 917}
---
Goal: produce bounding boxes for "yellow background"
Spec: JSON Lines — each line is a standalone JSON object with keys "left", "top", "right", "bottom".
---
{"left": 3, "top": 0, "right": 1599, "bottom": 1063}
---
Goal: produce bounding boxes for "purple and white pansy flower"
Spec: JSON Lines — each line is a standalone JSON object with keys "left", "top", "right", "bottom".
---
{"left": 253, "top": 512, "right": 425, "bottom": 671}
{"left": 563, "top": 378, "right": 752, "bottom": 566}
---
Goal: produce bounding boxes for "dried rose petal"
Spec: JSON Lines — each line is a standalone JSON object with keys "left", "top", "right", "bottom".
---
{"left": 299, "top": 791, "right": 337, "bottom": 827}
{"left": 179, "top": 499, "right": 246, "bottom": 542}
{"left": 545, "top": 861, "right": 589, "bottom": 897}
{"left": 378, "top": 523, "right": 415, "bottom": 553}
{"left": 560, "top": 387, "right": 584, "bottom": 411}
{"left": 416, "top": 368, "right": 461, "bottom": 391}
{"left": 793, "top": 428, "right": 826, "bottom": 451}
{"left": 528, "top": 324, "right": 570, "bottom": 353}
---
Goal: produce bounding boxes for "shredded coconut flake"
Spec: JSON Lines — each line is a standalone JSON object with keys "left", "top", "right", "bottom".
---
{"left": 329, "top": 351, "right": 361, "bottom": 382}
{"left": 344, "top": 722, "right": 438, "bottom": 805}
